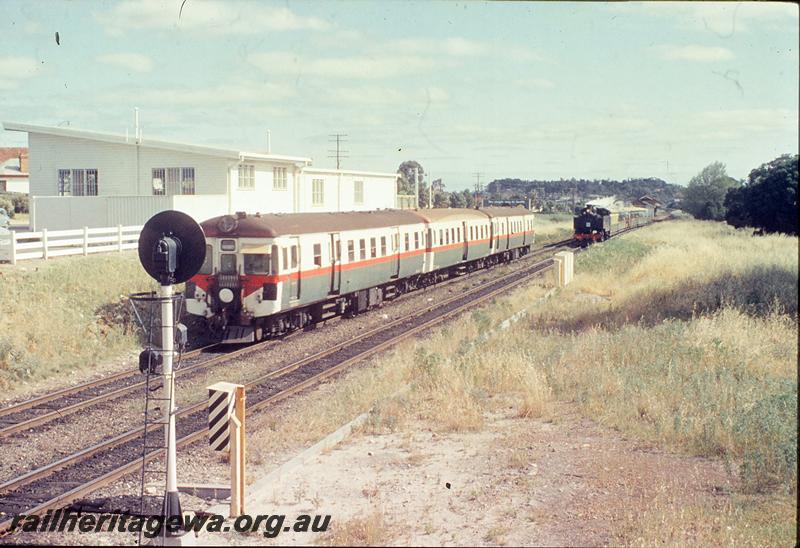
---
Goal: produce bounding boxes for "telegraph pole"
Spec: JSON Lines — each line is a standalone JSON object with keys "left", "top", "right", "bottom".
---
{"left": 473, "top": 172, "right": 483, "bottom": 208}
{"left": 327, "top": 134, "right": 348, "bottom": 170}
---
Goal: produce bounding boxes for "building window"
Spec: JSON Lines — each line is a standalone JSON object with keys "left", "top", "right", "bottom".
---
{"left": 273, "top": 167, "right": 287, "bottom": 190}
{"left": 153, "top": 167, "right": 194, "bottom": 195}
{"left": 312, "top": 179, "right": 324, "bottom": 206}
{"left": 354, "top": 180, "right": 364, "bottom": 204}
{"left": 181, "top": 168, "right": 195, "bottom": 195}
{"left": 58, "top": 169, "right": 98, "bottom": 196}
{"left": 238, "top": 164, "right": 255, "bottom": 190}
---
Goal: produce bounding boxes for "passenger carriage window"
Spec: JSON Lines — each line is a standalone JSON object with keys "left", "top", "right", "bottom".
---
{"left": 450, "top": 228, "right": 455, "bottom": 242}
{"left": 313, "top": 243, "right": 322, "bottom": 267}
{"left": 370, "top": 237, "right": 377, "bottom": 258}
{"left": 282, "top": 247, "right": 288, "bottom": 270}
{"left": 199, "top": 244, "right": 213, "bottom": 274}
{"left": 404, "top": 233, "right": 409, "bottom": 251}
{"left": 457, "top": 227, "right": 461, "bottom": 242}
{"left": 392, "top": 234, "right": 398, "bottom": 251}
{"left": 271, "top": 245, "right": 279, "bottom": 275}
{"left": 439, "top": 229, "right": 443, "bottom": 245}
{"left": 380, "top": 236, "right": 386, "bottom": 256}
{"left": 414, "top": 232, "right": 419, "bottom": 249}
{"left": 244, "top": 253, "right": 270, "bottom": 274}
{"left": 291, "top": 246, "right": 298, "bottom": 269}
{"left": 336, "top": 241, "right": 341, "bottom": 261}
{"left": 359, "top": 239, "right": 366, "bottom": 260}
{"left": 220, "top": 254, "right": 237, "bottom": 274}
{"left": 348, "top": 240, "right": 355, "bottom": 262}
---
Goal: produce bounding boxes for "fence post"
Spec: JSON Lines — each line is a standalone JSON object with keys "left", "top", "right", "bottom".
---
{"left": 83, "top": 226, "right": 89, "bottom": 256}
{"left": 117, "top": 224, "right": 123, "bottom": 252}
{"left": 42, "top": 228, "right": 48, "bottom": 260}
{"left": 9, "top": 231, "right": 17, "bottom": 266}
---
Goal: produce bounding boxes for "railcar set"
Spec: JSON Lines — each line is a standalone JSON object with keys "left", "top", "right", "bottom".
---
{"left": 186, "top": 207, "right": 535, "bottom": 342}
{"left": 185, "top": 202, "right": 655, "bottom": 342}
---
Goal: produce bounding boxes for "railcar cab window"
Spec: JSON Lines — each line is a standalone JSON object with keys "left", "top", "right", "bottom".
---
{"left": 199, "top": 245, "right": 213, "bottom": 274}
{"left": 220, "top": 254, "right": 237, "bottom": 274}
{"left": 221, "top": 239, "right": 236, "bottom": 251}
{"left": 244, "top": 253, "right": 270, "bottom": 274}
{"left": 313, "top": 244, "right": 322, "bottom": 267}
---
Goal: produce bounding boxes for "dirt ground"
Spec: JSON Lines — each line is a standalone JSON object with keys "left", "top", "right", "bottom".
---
{"left": 187, "top": 400, "right": 732, "bottom": 546}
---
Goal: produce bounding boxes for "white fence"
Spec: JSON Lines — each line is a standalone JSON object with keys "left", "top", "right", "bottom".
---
{"left": 0, "top": 225, "right": 142, "bottom": 265}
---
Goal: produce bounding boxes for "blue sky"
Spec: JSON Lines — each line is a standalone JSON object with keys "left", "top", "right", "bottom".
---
{"left": 1, "top": 1, "right": 797, "bottom": 190}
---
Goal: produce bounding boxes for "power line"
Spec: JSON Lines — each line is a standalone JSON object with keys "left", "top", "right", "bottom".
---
{"left": 327, "top": 133, "right": 349, "bottom": 170}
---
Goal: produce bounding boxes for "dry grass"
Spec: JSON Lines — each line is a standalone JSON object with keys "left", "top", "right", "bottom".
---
{"left": 615, "top": 491, "right": 796, "bottom": 547}
{"left": 0, "top": 252, "right": 156, "bottom": 393}
{"left": 317, "top": 511, "right": 390, "bottom": 546}
{"left": 255, "top": 218, "right": 796, "bottom": 546}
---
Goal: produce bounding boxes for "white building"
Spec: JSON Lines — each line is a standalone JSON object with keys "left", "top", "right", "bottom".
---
{"left": 2, "top": 122, "right": 400, "bottom": 231}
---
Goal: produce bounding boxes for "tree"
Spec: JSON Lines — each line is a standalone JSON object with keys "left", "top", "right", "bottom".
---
{"left": 449, "top": 191, "right": 466, "bottom": 208}
{"left": 461, "top": 189, "right": 475, "bottom": 208}
{"left": 683, "top": 162, "right": 739, "bottom": 220}
{"left": 417, "top": 181, "right": 430, "bottom": 209}
{"left": 724, "top": 154, "right": 798, "bottom": 235}
{"left": 397, "top": 161, "right": 424, "bottom": 196}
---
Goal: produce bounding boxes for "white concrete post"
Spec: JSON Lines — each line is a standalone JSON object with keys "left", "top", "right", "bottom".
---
{"left": 230, "top": 386, "right": 246, "bottom": 517}
{"left": 41, "top": 228, "right": 48, "bottom": 260}
{"left": 83, "top": 227, "right": 89, "bottom": 256}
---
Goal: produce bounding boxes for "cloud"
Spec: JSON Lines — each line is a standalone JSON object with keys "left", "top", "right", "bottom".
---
{"left": 0, "top": 56, "right": 42, "bottom": 90}
{"left": 95, "top": 0, "right": 329, "bottom": 35}
{"left": 248, "top": 52, "right": 438, "bottom": 79}
{"left": 655, "top": 44, "right": 734, "bottom": 62}
{"left": 97, "top": 53, "right": 154, "bottom": 73}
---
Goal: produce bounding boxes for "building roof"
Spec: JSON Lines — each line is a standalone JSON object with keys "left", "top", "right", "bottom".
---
{"left": 2, "top": 121, "right": 312, "bottom": 166}
{"left": 201, "top": 210, "right": 426, "bottom": 238}
{"left": 303, "top": 167, "right": 398, "bottom": 179}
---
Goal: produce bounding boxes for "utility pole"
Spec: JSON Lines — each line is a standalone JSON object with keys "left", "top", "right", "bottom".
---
{"left": 473, "top": 172, "right": 483, "bottom": 208}
{"left": 413, "top": 167, "right": 419, "bottom": 209}
{"left": 327, "top": 134, "right": 348, "bottom": 170}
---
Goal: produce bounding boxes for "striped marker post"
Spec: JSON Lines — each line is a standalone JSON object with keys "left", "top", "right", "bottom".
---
{"left": 207, "top": 382, "right": 246, "bottom": 516}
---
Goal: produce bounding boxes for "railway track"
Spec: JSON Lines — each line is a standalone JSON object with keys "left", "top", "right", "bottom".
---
{"left": 0, "top": 241, "right": 568, "bottom": 534}
{"left": 0, "top": 236, "right": 574, "bottom": 441}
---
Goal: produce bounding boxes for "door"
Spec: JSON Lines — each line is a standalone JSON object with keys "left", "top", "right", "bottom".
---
{"left": 392, "top": 227, "right": 400, "bottom": 278}
{"left": 329, "top": 233, "right": 341, "bottom": 293}
{"left": 289, "top": 237, "right": 300, "bottom": 300}
{"left": 462, "top": 222, "right": 468, "bottom": 260}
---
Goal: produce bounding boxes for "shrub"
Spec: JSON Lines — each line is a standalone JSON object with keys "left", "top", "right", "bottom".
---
{"left": 0, "top": 195, "right": 15, "bottom": 218}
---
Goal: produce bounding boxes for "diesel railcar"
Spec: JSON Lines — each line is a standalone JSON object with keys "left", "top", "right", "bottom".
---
{"left": 186, "top": 207, "right": 535, "bottom": 342}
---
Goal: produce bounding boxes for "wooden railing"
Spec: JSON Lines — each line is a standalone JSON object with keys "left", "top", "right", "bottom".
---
{"left": 0, "top": 225, "right": 142, "bottom": 265}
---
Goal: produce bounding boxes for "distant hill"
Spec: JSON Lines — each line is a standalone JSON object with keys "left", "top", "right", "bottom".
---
{"left": 486, "top": 177, "right": 683, "bottom": 212}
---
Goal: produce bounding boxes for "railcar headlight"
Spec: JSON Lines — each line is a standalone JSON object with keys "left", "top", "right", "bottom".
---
{"left": 219, "top": 287, "right": 235, "bottom": 303}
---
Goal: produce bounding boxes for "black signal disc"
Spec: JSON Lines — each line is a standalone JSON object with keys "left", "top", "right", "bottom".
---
{"left": 138, "top": 210, "right": 207, "bottom": 284}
